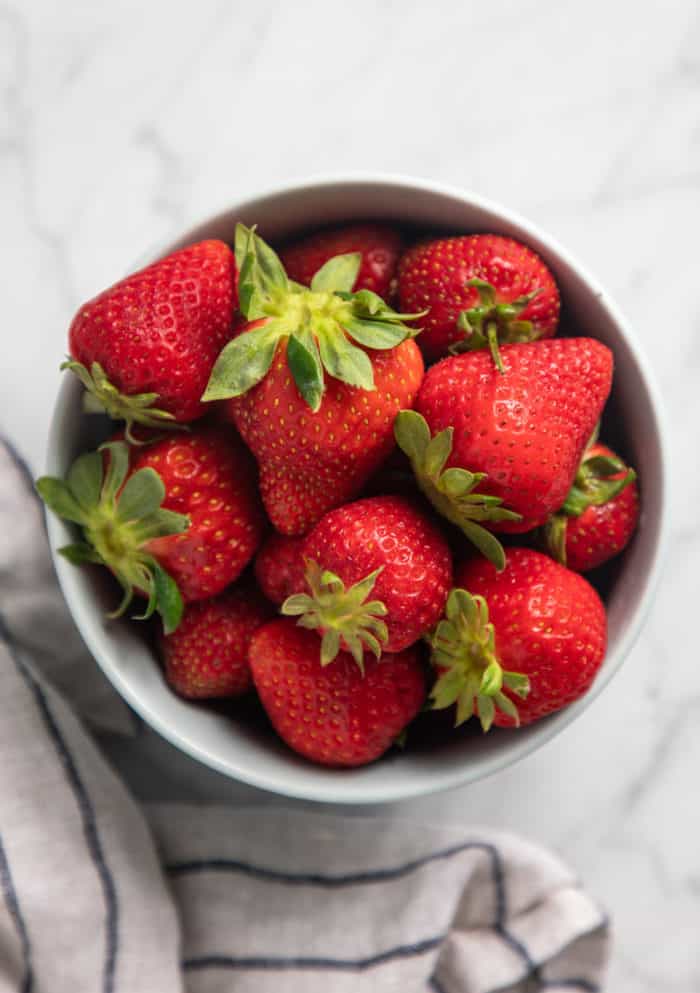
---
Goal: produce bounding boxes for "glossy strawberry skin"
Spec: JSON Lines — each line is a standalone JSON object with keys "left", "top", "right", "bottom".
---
{"left": 280, "top": 223, "right": 403, "bottom": 298}
{"left": 398, "top": 234, "right": 560, "bottom": 362}
{"left": 223, "top": 338, "right": 424, "bottom": 535}
{"left": 249, "top": 619, "right": 425, "bottom": 767}
{"left": 416, "top": 338, "right": 613, "bottom": 532}
{"left": 254, "top": 533, "right": 306, "bottom": 605}
{"left": 132, "top": 426, "right": 265, "bottom": 601}
{"left": 564, "top": 444, "right": 640, "bottom": 571}
{"left": 69, "top": 240, "right": 237, "bottom": 422}
{"left": 456, "top": 548, "right": 607, "bottom": 726}
{"left": 160, "top": 585, "right": 273, "bottom": 699}
{"left": 300, "top": 495, "right": 452, "bottom": 652}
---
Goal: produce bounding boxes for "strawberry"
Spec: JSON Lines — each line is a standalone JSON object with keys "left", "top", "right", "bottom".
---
{"left": 159, "top": 584, "right": 273, "bottom": 699}
{"left": 36, "top": 425, "right": 264, "bottom": 632}
{"left": 398, "top": 234, "right": 560, "bottom": 366}
{"left": 429, "top": 548, "right": 606, "bottom": 729}
{"left": 282, "top": 495, "right": 452, "bottom": 663}
{"left": 254, "top": 532, "right": 306, "bottom": 605}
{"left": 203, "top": 225, "right": 424, "bottom": 535}
{"left": 280, "top": 223, "right": 403, "bottom": 298}
{"left": 544, "top": 442, "right": 639, "bottom": 572}
{"left": 249, "top": 619, "right": 425, "bottom": 767}
{"left": 394, "top": 338, "right": 613, "bottom": 568}
{"left": 64, "top": 240, "right": 237, "bottom": 439}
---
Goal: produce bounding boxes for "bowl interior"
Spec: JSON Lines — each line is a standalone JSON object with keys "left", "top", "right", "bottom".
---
{"left": 46, "top": 178, "right": 667, "bottom": 804}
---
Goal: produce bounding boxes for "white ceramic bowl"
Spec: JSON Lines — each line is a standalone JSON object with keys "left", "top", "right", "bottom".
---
{"left": 45, "top": 175, "right": 668, "bottom": 804}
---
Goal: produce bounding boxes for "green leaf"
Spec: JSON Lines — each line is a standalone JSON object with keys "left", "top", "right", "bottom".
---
{"left": 585, "top": 454, "right": 625, "bottom": 476}
{"left": 317, "top": 330, "right": 375, "bottom": 391}
{"left": 424, "top": 428, "right": 453, "bottom": 480}
{"left": 393, "top": 410, "right": 431, "bottom": 465}
{"left": 116, "top": 468, "right": 165, "bottom": 522}
{"left": 475, "top": 694, "right": 495, "bottom": 731}
{"left": 441, "top": 468, "right": 475, "bottom": 497}
{"left": 320, "top": 629, "right": 341, "bottom": 665}
{"left": 35, "top": 477, "right": 87, "bottom": 525}
{"left": 460, "top": 521, "right": 507, "bottom": 571}
{"left": 151, "top": 561, "right": 184, "bottom": 634}
{"left": 99, "top": 442, "right": 131, "bottom": 504}
{"left": 131, "top": 509, "right": 189, "bottom": 542}
{"left": 343, "top": 318, "right": 409, "bottom": 350}
{"left": 58, "top": 542, "right": 103, "bottom": 565}
{"left": 202, "top": 323, "right": 280, "bottom": 401}
{"left": 281, "top": 594, "right": 315, "bottom": 616}
{"left": 310, "top": 253, "right": 361, "bottom": 293}
{"left": 287, "top": 330, "right": 324, "bottom": 412}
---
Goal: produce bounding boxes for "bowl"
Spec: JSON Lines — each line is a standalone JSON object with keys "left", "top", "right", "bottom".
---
{"left": 45, "top": 175, "right": 668, "bottom": 804}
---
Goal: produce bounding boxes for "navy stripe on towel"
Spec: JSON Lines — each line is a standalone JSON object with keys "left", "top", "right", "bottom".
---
{"left": 167, "top": 839, "right": 508, "bottom": 896}
{"left": 0, "top": 614, "right": 118, "bottom": 993}
{"left": 543, "top": 980, "right": 599, "bottom": 991}
{"left": 184, "top": 934, "right": 445, "bottom": 973}
{"left": 0, "top": 832, "right": 33, "bottom": 993}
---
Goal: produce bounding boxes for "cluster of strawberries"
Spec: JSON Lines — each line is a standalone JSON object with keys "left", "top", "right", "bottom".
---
{"left": 38, "top": 221, "right": 639, "bottom": 768}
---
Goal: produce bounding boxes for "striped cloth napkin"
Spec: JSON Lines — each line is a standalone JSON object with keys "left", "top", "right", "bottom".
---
{"left": 0, "top": 437, "right": 610, "bottom": 993}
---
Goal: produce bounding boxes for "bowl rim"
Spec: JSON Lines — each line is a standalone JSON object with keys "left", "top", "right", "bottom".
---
{"left": 45, "top": 172, "right": 670, "bottom": 804}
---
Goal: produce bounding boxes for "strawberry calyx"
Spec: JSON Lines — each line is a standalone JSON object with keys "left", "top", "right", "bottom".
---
{"left": 62, "top": 359, "right": 182, "bottom": 445}
{"left": 281, "top": 559, "right": 388, "bottom": 671}
{"left": 451, "top": 279, "right": 541, "bottom": 373}
{"left": 394, "top": 410, "right": 521, "bottom": 570}
{"left": 202, "top": 224, "right": 423, "bottom": 412}
{"left": 36, "top": 441, "right": 189, "bottom": 633}
{"left": 544, "top": 446, "right": 637, "bottom": 565}
{"left": 428, "top": 588, "right": 529, "bottom": 730}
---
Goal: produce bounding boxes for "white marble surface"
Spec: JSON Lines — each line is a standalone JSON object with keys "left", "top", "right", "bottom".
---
{"left": 1, "top": 1, "right": 698, "bottom": 989}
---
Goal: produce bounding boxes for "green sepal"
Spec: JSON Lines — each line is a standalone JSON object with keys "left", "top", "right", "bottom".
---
{"left": 427, "top": 588, "right": 529, "bottom": 731}
{"left": 543, "top": 513, "right": 569, "bottom": 566}
{"left": 287, "top": 329, "right": 324, "bottom": 412}
{"left": 61, "top": 359, "right": 182, "bottom": 444}
{"left": 36, "top": 441, "right": 189, "bottom": 631}
{"left": 201, "top": 321, "right": 280, "bottom": 401}
{"left": 281, "top": 559, "right": 388, "bottom": 671}
{"left": 203, "top": 226, "right": 421, "bottom": 409}
{"left": 394, "top": 410, "right": 521, "bottom": 570}
{"left": 450, "top": 279, "right": 543, "bottom": 372}
{"left": 310, "top": 253, "right": 362, "bottom": 293}
{"left": 561, "top": 449, "right": 637, "bottom": 517}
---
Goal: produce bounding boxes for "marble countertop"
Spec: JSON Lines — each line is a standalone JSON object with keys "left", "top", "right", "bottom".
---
{"left": 1, "top": 2, "right": 697, "bottom": 989}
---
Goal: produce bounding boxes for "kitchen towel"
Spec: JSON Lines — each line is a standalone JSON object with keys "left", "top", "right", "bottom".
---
{"left": 0, "top": 437, "right": 610, "bottom": 993}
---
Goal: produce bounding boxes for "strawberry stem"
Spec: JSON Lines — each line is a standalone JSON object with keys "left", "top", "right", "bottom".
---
{"left": 281, "top": 559, "right": 388, "bottom": 671}
{"left": 452, "top": 279, "right": 541, "bottom": 373}
{"left": 394, "top": 410, "right": 520, "bottom": 570}
{"left": 428, "top": 588, "right": 529, "bottom": 730}
{"left": 202, "top": 224, "right": 423, "bottom": 411}
{"left": 36, "top": 441, "right": 189, "bottom": 633}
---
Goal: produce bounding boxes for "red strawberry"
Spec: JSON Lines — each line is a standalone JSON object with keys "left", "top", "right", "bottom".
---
{"left": 204, "top": 225, "right": 423, "bottom": 535}
{"left": 159, "top": 584, "right": 273, "bottom": 699}
{"left": 283, "top": 495, "right": 452, "bottom": 662}
{"left": 280, "top": 223, "right": 403, "bottom": 298}
{"left": 254, "top": 532, "right": 306, "bottom": 605}
{"left": 65, "top": 240, "right": 237, "bottom": 438}
{"left": 429, "top": 548, "right": 606, "bottom": 729}
{"left": 249, "top": 619, "right": 425, "bottom": 767}
{"left": 544, "top": 442, "right": 639, "bottom": 571}
{"left": 394, "top": 338, "right": 613, "bottom": 568}
{"left": 398, "top": 234, "right": 560, "bottom": 365}
{"left": 36, "top": 424, "right": 264, "bottom": 632}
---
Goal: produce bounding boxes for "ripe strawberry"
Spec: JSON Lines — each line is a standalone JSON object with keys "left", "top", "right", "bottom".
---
{"left": 429, "top": 548, "right": 606, "bottom": 729}
{"left": 280, "top": 223, "right": 403, "bottom": 298}
{"left": 65, "top": 240, "right": 237, "bottom": 439}
{"left": 282, "top": 495, "right": 452, "bottom": 663}
{"left": 159, "top": 584, "right": 273, "bottom": 699}
{"left": 398, "top": 234, "right": 560, "bottom": 365}
{"left": 204, "top": 225, "right": 423, "bottom": 535}
{"left": 394, "top": 338, "right": 613, "bottom": 568}
{"left": 36, "top": 425, "right": 264, "bottom": 632}
{"left": 249, "top": 619, "right": 425, "bottom": 767}
{"left": 544, "top": 442, "right": 639, "bottom": 571}
{"left": 254, "top": 532, "right": 306, "bottom": 605}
